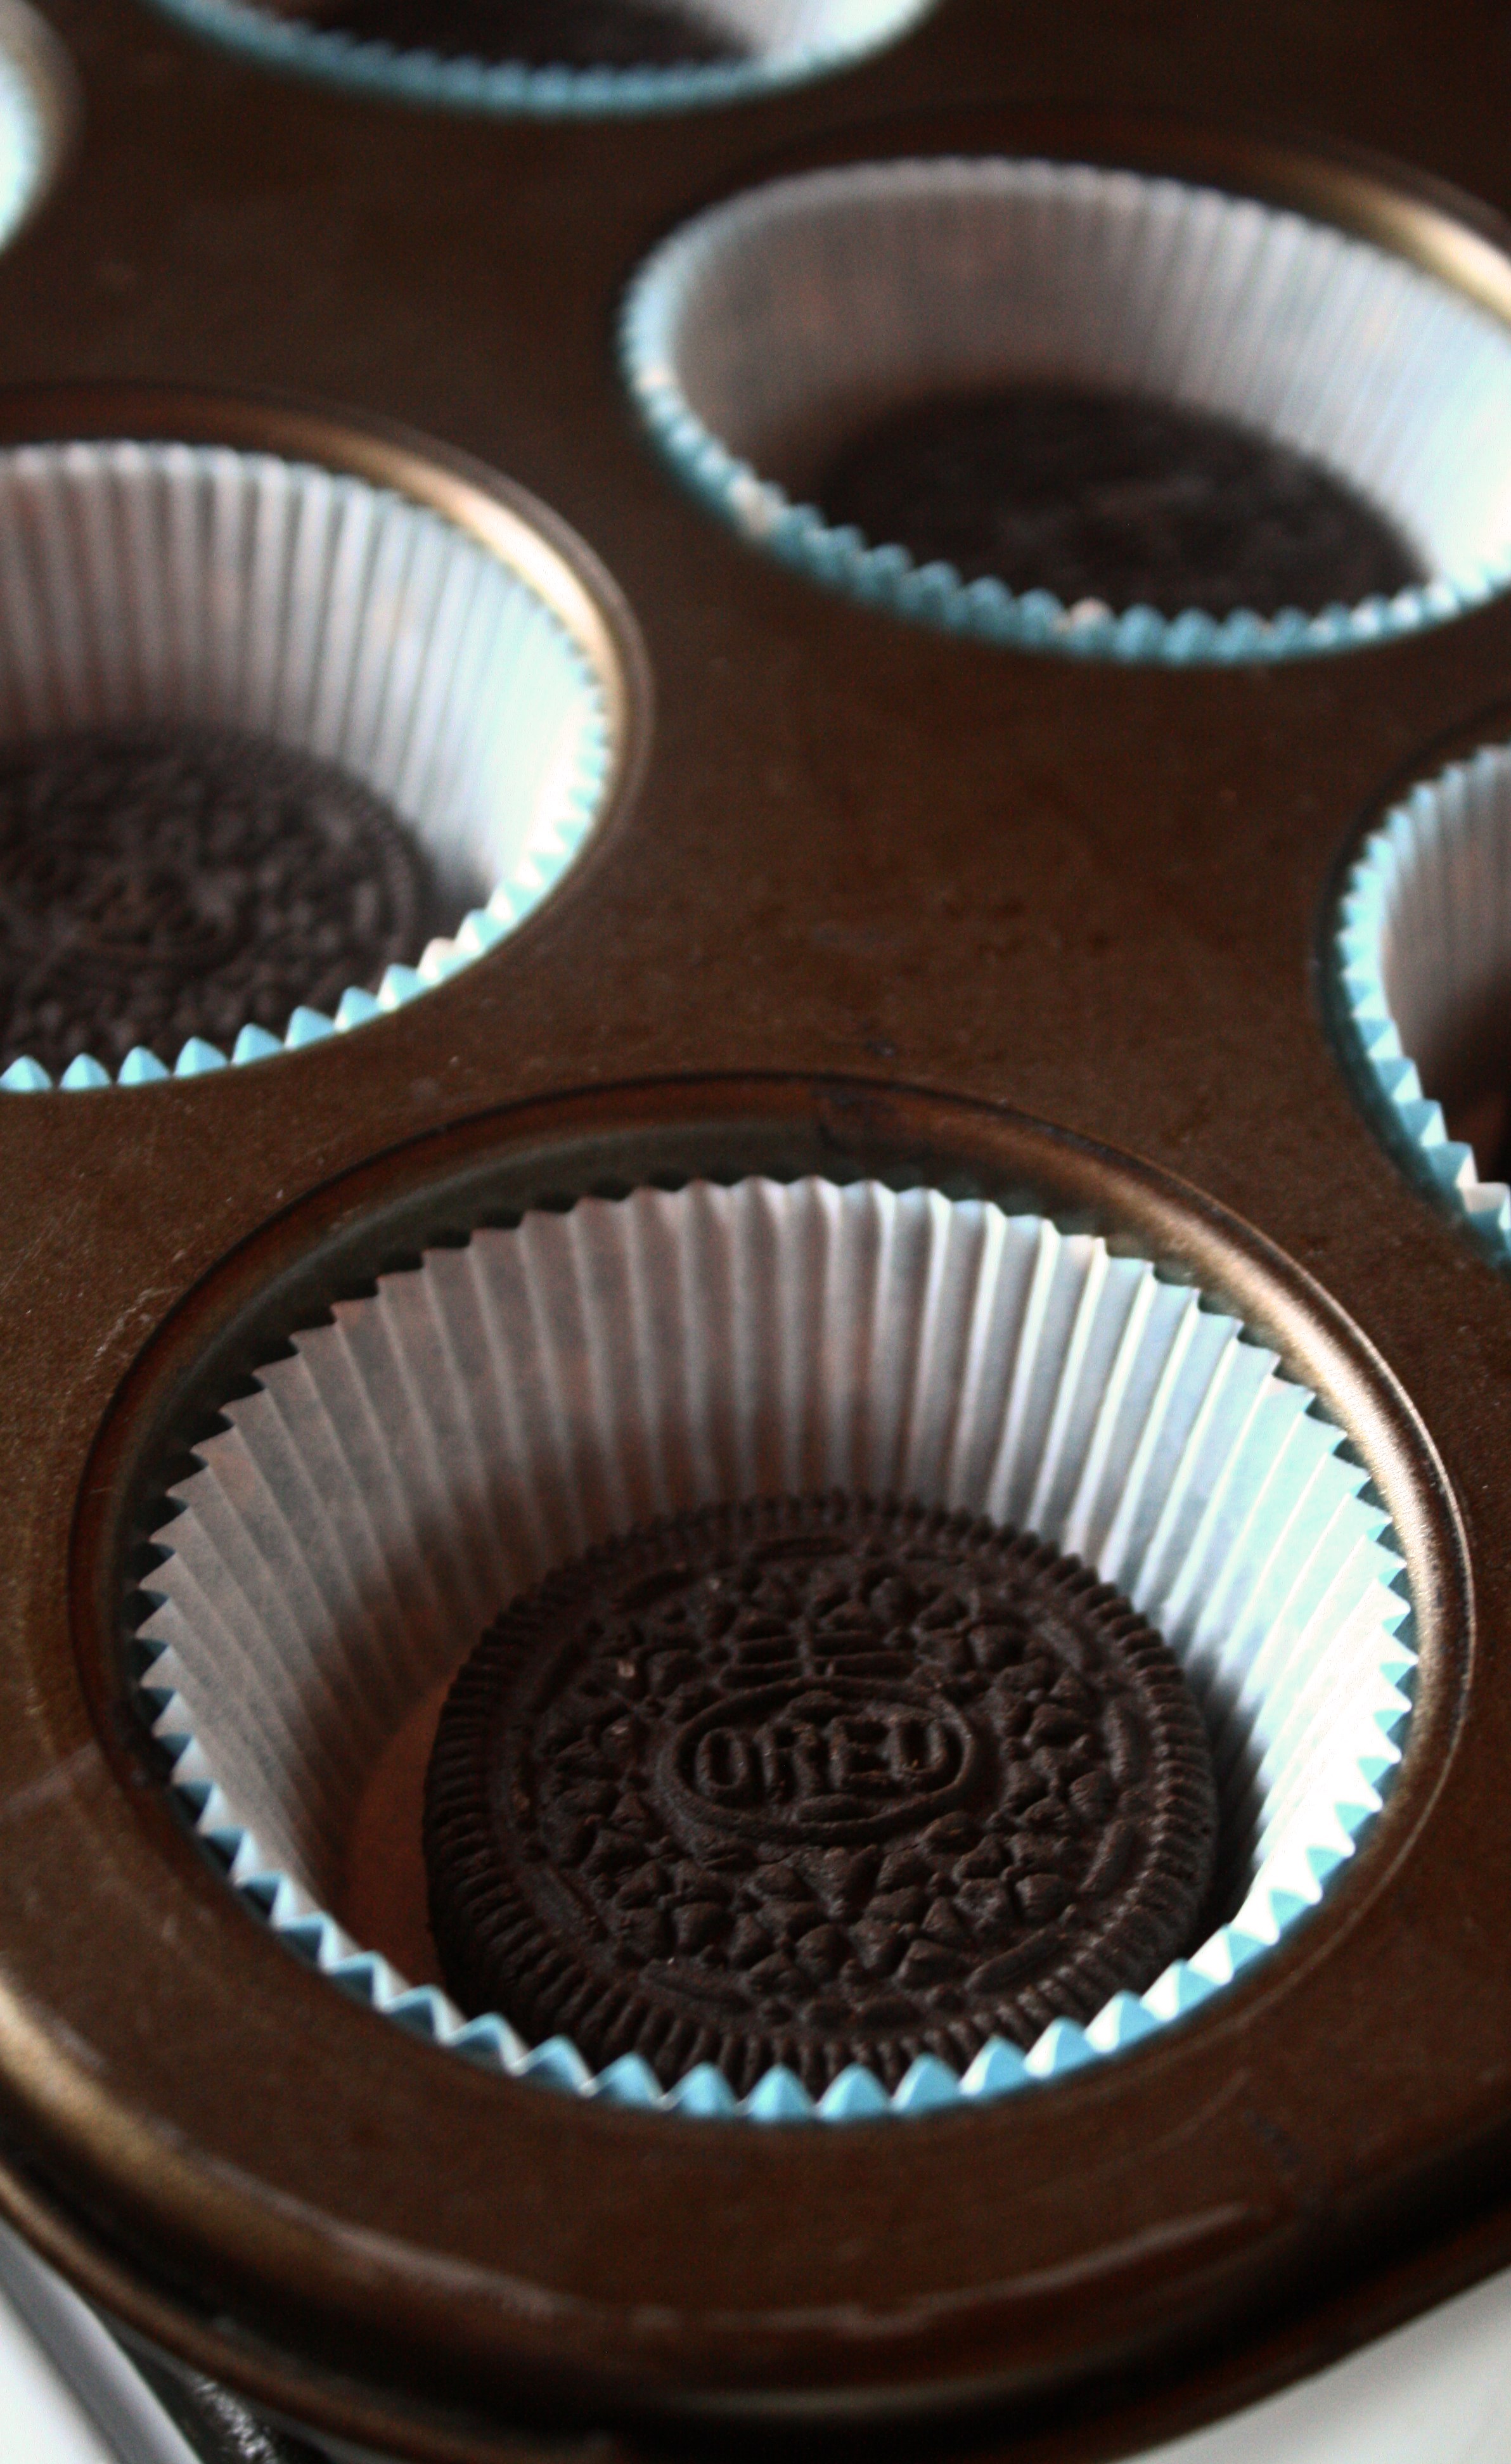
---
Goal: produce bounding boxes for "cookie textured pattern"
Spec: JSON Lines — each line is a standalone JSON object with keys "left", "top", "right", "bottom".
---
{"left": 0, "top": 723, "right": 447, "bottom": 1079}
{"left": 818, "top": 385, "right": 1423, "bottom": 620}
{"left": 425, "top": 1494, "right": 1218, "bottom": 2096}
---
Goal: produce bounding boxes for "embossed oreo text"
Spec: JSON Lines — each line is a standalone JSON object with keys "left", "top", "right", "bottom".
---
{"left": 667, "top": 1684, "right": 977, "bottom": 1841}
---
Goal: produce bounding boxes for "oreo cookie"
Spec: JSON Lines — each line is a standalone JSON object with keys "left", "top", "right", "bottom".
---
{"left": 424, "top": 1495, "right": 1218, "bottom": 2098}
{"left": 816, "top": 384, "right": 1424, "bottom": 619}
{"left": 276, "top": 0, "right": 749, "bottom": 67}
{"left": 0, "top": 722, "right": 451, "bottom": 1079}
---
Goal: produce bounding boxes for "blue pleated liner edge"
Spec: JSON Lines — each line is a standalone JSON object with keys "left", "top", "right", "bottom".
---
{"left": 0, "top": 691, "right": 612, "bottom": 1094}
{"left": 619, "top": 221, "right": 1511, "bottom": 668}
{"left": 144, "top": 0, "right": 936, "bottom": 117}
{"left": 1337, "top": 768, "right": 1511, "bottom": 1267}
{"left": 138, "top": 1530, "right": 1414, "bottom": 2126}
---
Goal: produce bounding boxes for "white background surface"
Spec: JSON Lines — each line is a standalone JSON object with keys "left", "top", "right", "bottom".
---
{"left": 4, "top": 2219, "right": 1511, "bottom": 2463}
{"left": 0, "top": 2285, "right": 119, "bottom": 2463}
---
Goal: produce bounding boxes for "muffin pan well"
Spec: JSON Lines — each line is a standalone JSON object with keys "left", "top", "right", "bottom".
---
{"left": 623, "top": 154, "right": 1511, "bottom": 660}
{"left": 136, "top": 1172, "right": 1412, "bottom": 2120}
{"left": 141, "top": 0, "right": 937, "bottom": 117}
{"left": 4, "top": 7, "right": 1511, "bottom": 2463}
{"left": 1335, "top": 729, "right": 1511, "bottom": 1266}
{"left": 0, "top": 396, "right": 637, "bottom": 1089}
{"left": 75, "top": 1081, "right": 1462, "bottom": 2454}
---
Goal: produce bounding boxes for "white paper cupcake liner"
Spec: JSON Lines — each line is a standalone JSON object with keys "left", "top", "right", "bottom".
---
{"left": 0, "top": 0, "right": 72, "bottom": 259}
{"left": 0, "top": 439, "right": 616, "bottom": 1093}
{"left": 1337, "top": 740, "right": 1511, "bottom": 1265}
{"left": 144, "top": 0, "right": 934, "bottom": 117}
{"left": 135, "top": 1176, "right": 1415, "bottom": 2123}
{"left": 622, "top": 156, "right": 1511, "bottom": 663}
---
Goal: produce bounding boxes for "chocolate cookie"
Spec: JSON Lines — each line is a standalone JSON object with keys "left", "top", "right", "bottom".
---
{"left": 274, "top": 0, "right": 748, "bottom": 67}
{"left": 816, "top": 384, "right": 1424, "bottom": 620}
{"left": 0, "top": 722, "right": 451, "bottom": 1079}
{"left": 425, "top": 1495, "right": 1218, "bottom": 2098}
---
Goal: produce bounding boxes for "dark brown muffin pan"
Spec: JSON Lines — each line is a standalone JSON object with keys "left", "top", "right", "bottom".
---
{"left": 4, "top": 3, "right": 1511, "bottom": 2459}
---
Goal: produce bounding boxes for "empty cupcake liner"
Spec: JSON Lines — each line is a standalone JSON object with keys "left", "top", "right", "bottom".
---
{"left": 621, "top": 155, "right": 1511, "bottom": 662}
{"left": 144, "top": 0, "right": 934, "bottom": 117}
{"left": 1337, "top": 740, "right": 1511, "bottom": 1265}
{"left": 0, "top": 439, "right": 615, "bottom": 1093}
{"left": 135, "top": 1176, "right": 1414, "bottom": 2123}
{"left": 0, "top": 0, "right": 72, "bottom": 258}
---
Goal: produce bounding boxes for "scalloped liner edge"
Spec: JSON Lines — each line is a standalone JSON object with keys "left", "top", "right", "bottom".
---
{"left": 137, "top": 1652, "right": 1413, "bottom": 2119}
{"left": 1337, "top": 759, "right": 1511, "bottom": 1262}
{"left": 0, "top": 709, "right": 610, "bottom": 1092}
{"left": 137, "top": 1250, "right": 1416, "bottom": 2128}
{"left": 618, "top": 176, "right": 1511, "bottom": 667}
{"left": 143, "top": 0, "right": 938, "bottom": 117}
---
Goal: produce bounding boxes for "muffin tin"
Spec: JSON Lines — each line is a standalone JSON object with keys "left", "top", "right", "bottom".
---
{"left": 5, "top": 4, "right": 1511, "bottom": 2461}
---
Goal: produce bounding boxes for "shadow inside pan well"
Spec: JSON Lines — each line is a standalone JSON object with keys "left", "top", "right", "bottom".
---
{"left": 143, "top": 0, "right": 938, "bottom": 110}
{"left": 260, "top": 0, "right": 756, "bottom": 66}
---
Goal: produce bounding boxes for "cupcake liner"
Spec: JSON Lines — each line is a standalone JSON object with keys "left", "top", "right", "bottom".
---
{"left": 621, "top": 156, "right": 1511, "bottom": 662}
{"left": 0, "top": 0, "right": 72, "bottom": 258}
{"left": 136, "top": 1177, "right": 1415, "bottom": 2122}
{"left": 1337, "top": 740, "right": 1511, "bottom": 1264}
{"left": 0, "top": 439, "right": 615, "bottom": 1093}
{"left": 143, "top": 0, "right": 935, "bottom": 117}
